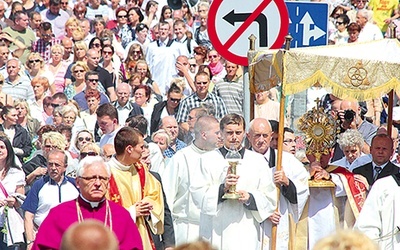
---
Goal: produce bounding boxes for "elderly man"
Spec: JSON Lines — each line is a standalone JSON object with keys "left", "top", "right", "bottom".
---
{"left": 32, "top": 156, "right": 143, "bottom": 250}
{"left": 112, "top": 82, "right": 143, "bottom": 126}
{"left": 162, "top": 116, "right": 221, "bottom": 245}
{"left": 22, "top": 149, "right": 79, "bottom": 249}
{"left": 3, "top": 58, "right": 33, "bottom": 100}
{"left": 247, "top": 118, "right": 309, "bottom": 250}
{"left": 161, "top": 116, "right": 186, "bottom": 158}
{"left": 190, "top": 114, "right": 277, "bottom": 250}
{"left": 356, "top": 9, "right": 383, "bottom": 42}
{"left": 107, "top": 127, "right": 164, "bottom": 250}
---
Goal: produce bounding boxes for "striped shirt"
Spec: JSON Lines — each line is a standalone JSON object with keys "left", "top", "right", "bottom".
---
{"left": 213, "top": 77, "right": 243, "bottom": 115}
{"left": 176, "top": 92, "right": 228, "bottom": 123}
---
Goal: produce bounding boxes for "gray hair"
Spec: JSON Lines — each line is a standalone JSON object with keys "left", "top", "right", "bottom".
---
{"left": 76, "top": 156, "right": 111, "bottom": 177}
{"left": 337, "top": 129, "right": 364, "bottom": 150}
{"left": 151, "top": 129, "right": 171, "bottom": 146}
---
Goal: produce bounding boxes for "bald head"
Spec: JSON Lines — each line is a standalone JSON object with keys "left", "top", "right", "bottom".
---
{"left": 60, "top": 220, "right": 119, "bottom": 250}
{"left": 247, "top": 118, "right": 272, "bottom": 154}
{"left": 116, "top": 82, "right": 131, "bottom": 106}
{"left": 340, "top": 100, "right": 359, "bottom": 113}
{"left": 161, "top": 116, "right": 179, "bottom": 141}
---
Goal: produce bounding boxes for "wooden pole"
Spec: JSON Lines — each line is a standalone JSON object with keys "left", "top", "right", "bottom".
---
{"left": 271, "top": 34, "right": 292, "bottom": 250}
{"left": 387, "top": 22, "right": 397, "bottom": 137}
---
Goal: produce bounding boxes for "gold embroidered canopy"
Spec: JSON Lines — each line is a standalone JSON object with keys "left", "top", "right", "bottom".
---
{"left": 248, "top": 39, "right": 400, "bottom": 101}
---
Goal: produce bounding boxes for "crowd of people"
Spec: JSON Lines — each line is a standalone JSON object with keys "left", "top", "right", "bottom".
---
{"left": 0, "top": 0, "right": 397, "bottom": 249}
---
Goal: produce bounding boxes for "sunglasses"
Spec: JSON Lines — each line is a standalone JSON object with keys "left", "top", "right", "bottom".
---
{"left": 92, "top": 43, "right": 101, "bottom": 48}
{"left": 118, "top": 15, "right": 128, "bottom": 18}
{"left": 51, "top": 103, "right": 60, "bottom": 108}
{"left": 87, "top": 79, "right": 99, "bottom": 82}
{"left": 0, "top": 81, "right": 3, "bottom": 85}
{"left": 78, "top": 137, "right": 92, "bottom": 142}
{"left": 29, "top": 59, "right": 41, "bottom": 63}
{"left": 80, "top": 151, "right": 98, "bottom": 158}
{"left": 133, "top": 50, "right": 141, "bottom": 54}
{"left": 190, "top": 64, "right": 196, "bottom": 67}
{"left": 74, "top": 70, "right": 85, "bottom": 73}
{"left": 208, "top": 55, "right": 218, "bottom": 59}
{"left": 335, "top": 21, "right": 344, "bottom": 25}
{"left": 169, "top": 98, "right": 181, "bottom": 102}
{"left": 196, "top": 81, "right": 208, "bottom": 85}
{"left": 103, "top": 51, "right": 113, "bottom": 55}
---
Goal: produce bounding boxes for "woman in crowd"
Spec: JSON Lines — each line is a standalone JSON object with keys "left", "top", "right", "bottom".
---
{"left": 133, "top": 85, "right": 154, "bottom": 133}
{"left": 42, "top": 96, "right": 54, "bottom": 125}
{"left": 47, "top": 44, "right": 69, "bottom": 93}
{"left": 79, "top": 142, "right": 100, "bottom": 161}
{"left": 92, "top": 17, "right": 107, "bottom": 37}
{"left": 101, "top": 45, "right": 122, "bottom": 87}
{"left": 160, "top": 5, "right": 172, "bottom": 23}
{"left": 73, "top": 41, "right": 88, "bottom": 63}
{"left": 74, "top": 130, "right": 94, "bottom": 154}
{"left": 80, "top": 89, "right": 101, "bottom": 135}
{"left": 73, "top": 2, "right": 87, "bottom": 21}
{"left": 207, "top": 50, "right": 226, "bottom": 84}
{"left": 60, "top": 105, "right": 78, "bottom": 128}
{"left": 25, "top": 52, "right": 54, "bottom": 93}
{"left": 125, "top": 44, "right": 145, "bottom": 77}
{"left": 127, "top": 6, "right": 144, "bottom": 34}
{"left": 0, "top": 106, "right": 32, "bottom": 164}
{"left": 193, "top": 46, "right": 208, "bottom": 66}
{"left": 61, "top": 17, "right": 81, "bottom": 40}
{"left": 52, "top": 106, "right": 63, "bottom": 127}
{"left": 328, "top": 14, "right": 350, "bottom": 45}
{"left": 109, "top": 7, "right": 134, "bottom": 49}
{"left": 14, "top": 99, "right": 41, "bottom": 141}
{"left": 0, "top": 134, "right": 25, "bottom": 249}
{"left": 143, "top": 1, "right": 159, "bottom": 28}
{"left": 0, "top": 73, "right": 13, "bottom": 106}
{"left": 331, "top": 129, "right": 364, "bottom": 170}
{"left": 28, "top": 77, "right": 49, "bottom": 125}
{"left": 181, "top": 1, "right": 194, "bottom": 27}
{"left": 88, "top": 37, "right": 104, "bottom": 54}
{"left": 347, "top": 22, "right": 361, "bottom": 43}
{"left": 124, "top": 23, "right": 150, "bottom": 59}
{"left": 64, "top": 61, "right": 89, "bottom": 100}
{"left": 134, "top": 60, "right": 161, "bottom": 95}
{"left": 151, "top": 129, "right": 171, "bottom": 155}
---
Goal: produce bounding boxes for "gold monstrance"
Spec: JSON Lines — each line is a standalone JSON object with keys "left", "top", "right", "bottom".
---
{"left": 297, "top": 98, "right": 341, "bottom": 188}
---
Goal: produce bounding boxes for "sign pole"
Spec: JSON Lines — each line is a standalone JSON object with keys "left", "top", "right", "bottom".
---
{"left": 271, "top": 34, "right": 292, "bottom": 250}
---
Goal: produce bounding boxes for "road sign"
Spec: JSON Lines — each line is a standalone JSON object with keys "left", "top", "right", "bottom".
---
{"left": 208, "top": 0, "right": 289, "bottom": 66}
{"left": 285, "top": 2, "right": 328, "bottom": 48}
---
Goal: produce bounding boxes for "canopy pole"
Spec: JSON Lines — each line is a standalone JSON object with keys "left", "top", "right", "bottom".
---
{"left": 387, "top": 22, "right": 397, "bottom": 137}
{"left": 271, "top": 34, "right": 292, "bottom": 250}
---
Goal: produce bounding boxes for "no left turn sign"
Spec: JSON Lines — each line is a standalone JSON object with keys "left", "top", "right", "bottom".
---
{"left": 208, "top": 0, "right": 289, "bottom": 66}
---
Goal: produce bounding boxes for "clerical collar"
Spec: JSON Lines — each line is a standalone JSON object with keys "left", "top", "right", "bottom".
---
{"left": 191, "top": 142, "right": 209, "bottom": 154}
{"left": 219, "top": 146, "right": 245, "bottom": 158}
{"left": 80, "top": 194, "right": 105, "bottom": 208}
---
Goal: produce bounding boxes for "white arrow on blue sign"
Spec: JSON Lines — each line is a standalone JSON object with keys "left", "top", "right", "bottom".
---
{"left": 286, "top": 1, "right": 328, "bottom": 48}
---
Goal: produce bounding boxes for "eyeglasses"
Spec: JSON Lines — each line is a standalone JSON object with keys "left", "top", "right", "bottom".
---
{"left": 208, "top": 55, "right": 218, "bottom": 59}
{"left": 133, "top": 50, "right": 141, "bottom": 54}
{"left": 103, "top": 51, "right": 113, "bottom": 55}
{"left": 92, "top": 43, "right": 101, "bottom": 48}
{"left": 44, "top": 145, "right": 58, "bottom": 149}
{"left": 169, "top": 98, "right": 180, "bottom": 102}
{"left": 29, "top": 59, "right": 41, "bottom": 64}
{"left": 190, "top": 64, "right": 196, "bottom": 67}
{"left": 79, "top": 175, "right": 109, "bottom": 183}
{"left": 335, "top": 21, "right": 344, "bottom": 25}
{"left": 50, "top": 103, "right": 60, "bottom": 108}
{"left": 80, "top": 151, "right": 98, "bottom": 158}
{"left": 117, "top": 15, "right": 128, "bottom": 18}
{"left": 87, "top": 79, "right": 99, "bottom": 82}
{"left": 196, "top": 81, "right": 208, "bottom": 85}
{"left": 78, "top": 137, "right": 92, "bottom": 142}
{"left": 41, "top": 33, "right": 53, "bottom": 38}
{"left": 74, "top": 70, "right": 85, "bottom": 73}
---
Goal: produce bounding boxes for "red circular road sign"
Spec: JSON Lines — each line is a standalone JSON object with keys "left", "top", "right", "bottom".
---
{"left": 208, "top": 0, "right": 289, "bottom": 66}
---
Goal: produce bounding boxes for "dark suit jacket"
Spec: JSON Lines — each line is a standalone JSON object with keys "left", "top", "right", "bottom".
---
{"left": 150, "top": 101, "right": 167, "bottom": 135}
{"left": 353, "top": 161, "right": 400, "bottom": 186}
{"left": 150, "top": 171, "right": 175, "bottom": 249}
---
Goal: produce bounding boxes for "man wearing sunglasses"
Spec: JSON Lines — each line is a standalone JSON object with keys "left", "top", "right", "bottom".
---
{"left": 22, "top": 149, "right": 79, "bottom": 249}
{"left": 176, "top": 71, "right": 227, "bottom": 133}
{"left": 32, "top": 22, "right": 60, "bottom": 63}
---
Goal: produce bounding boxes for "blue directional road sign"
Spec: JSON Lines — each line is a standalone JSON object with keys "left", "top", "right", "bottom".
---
{"left": 285, "top": 2, "right": 328, "bottom": 48}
